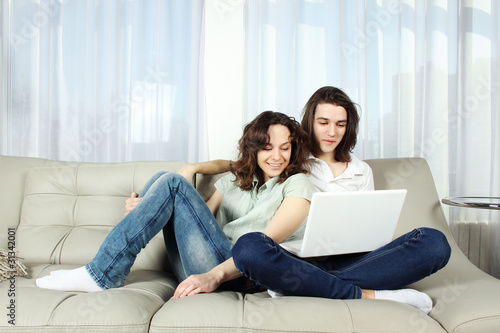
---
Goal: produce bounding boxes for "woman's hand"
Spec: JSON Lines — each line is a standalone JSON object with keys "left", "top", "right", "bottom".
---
{"left": 173, "top": 271, "right": 221, "bottom": 298}
{"left": 173, "top": 258, "right": 241, "bottom": 298}
{"left": 124, "top": 192, "right": 142, "bottom": 216}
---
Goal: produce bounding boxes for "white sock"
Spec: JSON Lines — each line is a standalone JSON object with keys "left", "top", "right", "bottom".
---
{"left": 267, "top": 289, "right": 284, "bottom": 298}
{"left": 50, "top": 269, "right": 70, "bottom": 275}
{"left": 36, "top": 266, "right": 104, "bottom": 292}
{"left": 374, "top": 289, "right": 433, "bottom": 314}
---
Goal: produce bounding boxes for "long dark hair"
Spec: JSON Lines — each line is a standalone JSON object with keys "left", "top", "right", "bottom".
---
{"left": 301, "top": 86, "right": 360, "bottom": 162}
{"left": 231, "top": 111, "right": 309, "bottom": 190}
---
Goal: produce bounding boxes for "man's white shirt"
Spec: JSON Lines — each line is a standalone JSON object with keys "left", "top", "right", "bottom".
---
{"left": 307, "top": 154, "right": 374, "bottom": 193}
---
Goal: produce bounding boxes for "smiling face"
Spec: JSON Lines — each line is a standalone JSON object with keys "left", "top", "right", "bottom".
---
{"left": 257, "top": 124, "right": 292, "bottom": 182}
{"left": 313, "top": 103, "right": 347, "bottom": 160}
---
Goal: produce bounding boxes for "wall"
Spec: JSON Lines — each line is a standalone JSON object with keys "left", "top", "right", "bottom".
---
{"left": 205, "top": 0, "right": 245, "bottom": 160}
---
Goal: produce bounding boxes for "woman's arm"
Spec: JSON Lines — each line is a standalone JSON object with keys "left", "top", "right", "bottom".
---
{"left": 263, "top": 196, "right": 310, "bottom": 243}
{"left": 176, "top": 159, "right": 232, "bottom": 182}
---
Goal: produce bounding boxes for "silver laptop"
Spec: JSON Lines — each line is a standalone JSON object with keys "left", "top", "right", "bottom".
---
{"left": 280, "top": 189, "right": 407, "bottom": 257}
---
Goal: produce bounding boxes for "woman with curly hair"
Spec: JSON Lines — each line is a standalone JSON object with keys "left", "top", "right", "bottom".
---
{"left": 36, "top": 111, "right": 316, "bottom": 297}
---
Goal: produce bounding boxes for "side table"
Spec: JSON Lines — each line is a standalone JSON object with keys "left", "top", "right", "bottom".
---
{"left": 441, "top": 196, "right": 499, "bottom": 274}
{"left": 441, "top": 197, "right": 500, "bottom": 210}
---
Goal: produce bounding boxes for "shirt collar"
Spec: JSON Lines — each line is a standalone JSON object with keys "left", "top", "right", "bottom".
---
{"left": 252, "top": 174, "right": 279, "bottom": 192}
{"left": 308, "top": 153, "right": 364, "bottom": 178}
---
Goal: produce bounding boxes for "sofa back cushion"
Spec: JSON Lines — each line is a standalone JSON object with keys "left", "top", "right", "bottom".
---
{"left": 17, "top": 160, "right": 185, "bottom": 271}
{"left": 196, "top": 158, "right": 451, "bottom": 240}
{"left": 365, "top": 158, "right": 451, "bottom": 238}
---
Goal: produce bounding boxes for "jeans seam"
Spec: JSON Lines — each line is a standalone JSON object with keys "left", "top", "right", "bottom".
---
{"left": 331, "top": 228, "right": 423, "bottom": 275}
{"left": 355, "top": 286, "right": 362, "bottom": 299}
{"left": 86, "top": 264, "right": 110, "bottom": 289}
{"left": 236, "top": 233, "right": 360, "bottom": 299}
{"left": 277, "top": 243, "right": 360, "bottom": 298}
{"left": 176, "top": 183, "right": 229, "bottom": 264}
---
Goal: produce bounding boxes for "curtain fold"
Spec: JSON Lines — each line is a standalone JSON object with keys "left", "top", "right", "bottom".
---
{"left": 1, "top": 0, "right": 207, "bottom": 163}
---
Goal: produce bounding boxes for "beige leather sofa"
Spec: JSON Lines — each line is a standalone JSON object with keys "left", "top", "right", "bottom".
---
{"left": 1, "top": 155, "right": 499, "bottom": 333}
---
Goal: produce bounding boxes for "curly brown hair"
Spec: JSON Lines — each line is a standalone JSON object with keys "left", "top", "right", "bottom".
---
{"left": 301, "top": 86, "right": 360, "bottom": 163}
{"left": 231, "top": 111, "right": 310, "bottom": 190}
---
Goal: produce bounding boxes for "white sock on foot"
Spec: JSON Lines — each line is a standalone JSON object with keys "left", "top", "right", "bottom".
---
{"left": 36, "top": 266, "right": 104, "bottom": 292}
{"left": 50, "top": 269, "right": 70, "bottom": 275}
{"left": 374, "top": 289, "right": 433, "bottom": 314}
{"left": 267, "top": 289, "right": 284, "bottom": 298}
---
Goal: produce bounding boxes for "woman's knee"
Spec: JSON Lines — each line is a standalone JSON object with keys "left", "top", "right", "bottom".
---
{"left": 155, "top": 172, "right": 188, "bottom": 188}
{"left": 152, "top": 171, "right": 169, "bottom": 179}
{"left": 142, "top": 172, "right": 188, "bottom": 199}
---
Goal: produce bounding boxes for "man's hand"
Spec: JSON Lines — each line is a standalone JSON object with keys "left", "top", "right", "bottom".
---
{"left": 124, "top": 192, "right": 142, "bottom": 216}
{"left": 173, "top": 271, "right": 221, "bottom": 299}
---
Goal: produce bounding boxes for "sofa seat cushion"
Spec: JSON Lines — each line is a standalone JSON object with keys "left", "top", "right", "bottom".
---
{"left": 0, "top": 264, "right": 178, "bottom": 332}
{"left": 149, "top": 291, "right": 446, "bottom": 333}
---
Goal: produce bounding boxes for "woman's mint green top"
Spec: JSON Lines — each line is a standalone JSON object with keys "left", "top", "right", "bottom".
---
{"left": 215, "top": 173, "right": 316, "bottom": 244}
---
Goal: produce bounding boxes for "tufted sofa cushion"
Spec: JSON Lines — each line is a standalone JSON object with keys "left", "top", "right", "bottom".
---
{"left": 17, "top": 161, "right": 186, "bottom": 271}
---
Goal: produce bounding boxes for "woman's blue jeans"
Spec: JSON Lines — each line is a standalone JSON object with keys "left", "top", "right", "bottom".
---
{"left": 85, "top": 172, "right": 246, "bottom": 290}
{"left": 232, "top": 228, "right": 451, "bottom": 299}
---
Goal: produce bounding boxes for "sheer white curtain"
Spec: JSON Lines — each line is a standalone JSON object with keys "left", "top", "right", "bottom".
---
{"left": 242, "top": 0, "right": 500, "bottom": 277}
{"left": 0, "top": 0, "right": 207, "bottom": 163}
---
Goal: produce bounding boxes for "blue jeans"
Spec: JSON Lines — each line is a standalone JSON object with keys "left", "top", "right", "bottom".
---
{"left": 86, "top": 172, "right": 247, "bottom": 290}
{"left": 232, "top": 228, "right": 451, "bottom": 299}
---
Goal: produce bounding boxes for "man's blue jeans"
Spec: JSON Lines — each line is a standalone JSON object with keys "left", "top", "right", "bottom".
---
{"left": 232, "top": 229, "right": 451, "bottom": 299}
{"left": 86, "top": 172, "right": 244, "bottom": 290}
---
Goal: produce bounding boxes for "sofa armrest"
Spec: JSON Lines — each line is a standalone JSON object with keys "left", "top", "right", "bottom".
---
{"left": 410, "top": 251, "right": 500, "bottom": 332}
{"left": 0, "top": 155, "right": 47, "bottom": 249}
{"left": 366, "top": 158, "right": 500, "bottom": 332}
